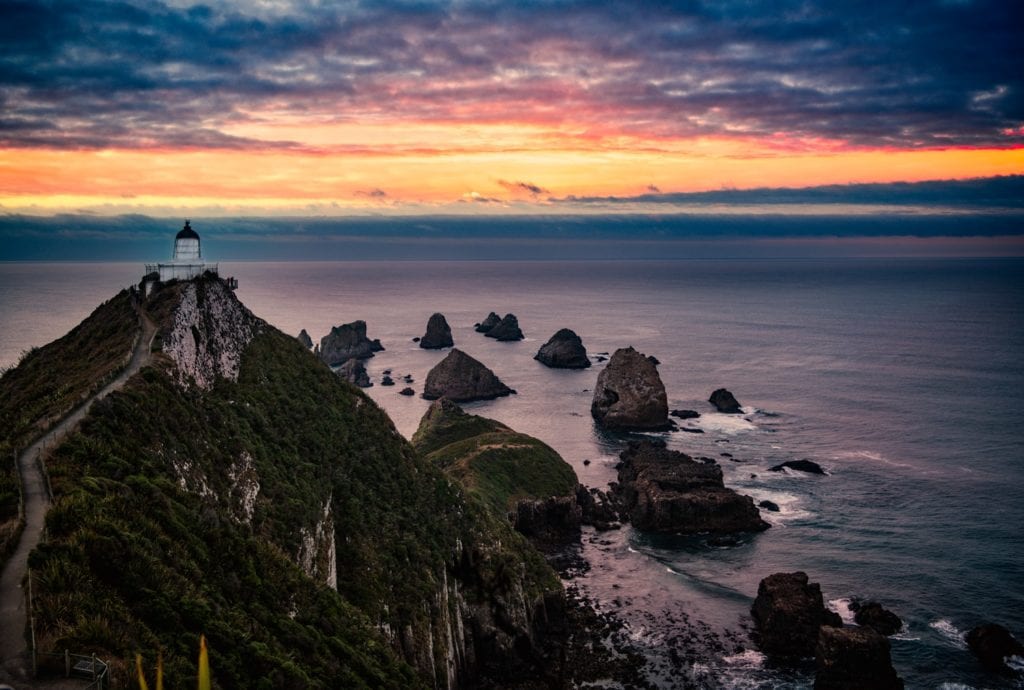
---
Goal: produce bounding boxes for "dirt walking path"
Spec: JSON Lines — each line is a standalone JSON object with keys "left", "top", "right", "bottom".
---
{"left": 0, "top": 308, "right": 157, "bottom": 685}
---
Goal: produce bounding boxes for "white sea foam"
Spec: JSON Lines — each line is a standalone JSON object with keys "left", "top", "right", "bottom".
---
{"left": 744, "top": 489, "right": 812, "bottom": 524}
{"left": 1007, "top": 655, "right": 1024, "bottom": 673}
{"left": 937, "top": 684, "right": 977, "bottom": 690}
{"left": 930, "top": 619, "right": 968, "bottom": 648}
{"left": 721, "top": 649, "right": 765, "bottom": 668}
{"left": 836, "top": 449, "right": 912, "bottom": 469}
{"left": 696, "top": 412, "right": 758, "bottom": 435}
{"left": 827, "top": 598, "right": 856, "bottom": 625}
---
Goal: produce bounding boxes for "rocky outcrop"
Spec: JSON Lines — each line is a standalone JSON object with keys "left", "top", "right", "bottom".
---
{"left": 613, "top": 441, "right": 768, "bottom": 534}
{"left": 485, "top": 314, "right": 524, "bottom": 341}
{"left": 318, "top": 320, "right": 384, "bottom": 366}
{"left": 420, "top": 313, "right": 454, "bottom": 349}
{"left": 751, "top": 572, "right": 843, "bottom": 658}
{"left": 575, "top": 485, "right": 621, "bottom": 531}
{"left": 966, "top": 623, "right": 1024, "bottom": 676}
{"left": 297, "top": 494, "right": 337, "bottom": 590}
{"left": 337, "top": 358, "right": 371, "bottom": 387}
{"left": 590, "top": 347, "right": 669, "bottom": 431}
{"left": 670, "top": 409, "right": 700, "bottom": 420}
{"left": 851, "top": 601, "right": 902, "bottom": 636}
{"left": 297, "top": 328, "right": 313, "bottom": 349}
{"left": 399, "top": 387, "right": 415, "bottom": 396}
{"left": 474, "top": 312, "right": 501, "bottom": 333}
{"left": 770, "top": 459, "right": 826, "bottom": 475}
{"left": 381, "top": 375, "right": 395, "bottom": 386}
{"left": 815, "top": 625, "right": 904, "bottom": 690}
{"left": 534, "top": 329, "right": 590, "bottom": 369}
{"left": 509, "top": 495, "right": 582, "bottom": 548}
{"left": 709, "top": 388, "right": 743, "bottom": 413}
{"left": 160, "top": 277, "right": 264, "bottom": 390}
{"left": 422, "top": 349, "right": 513, "bottom": 402}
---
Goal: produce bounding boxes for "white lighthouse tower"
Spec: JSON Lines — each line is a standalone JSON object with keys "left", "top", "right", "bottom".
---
{"left": 143, "top": 221, "right": 234, "bottom": 295}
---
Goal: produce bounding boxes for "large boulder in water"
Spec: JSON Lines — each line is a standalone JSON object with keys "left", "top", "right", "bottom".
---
{"left": 422, "top": 349, "right": 513, "bottom": 402}
{"left": 474, "top": 312, "right": 501, "bottom": 333}
{"left": 815, "top": 625, "right": 904, "bottom": 690}
{"left": 591, "top": 347, "right": 669, "bottom": 431}
{"left": 337, "top": 358, "right": 371, "bottom": 388}
{"left": 318, "top": 320, "right": 384, "bottom": 366}
{"left": 851, "top": 601, "right": 902, "bottom": 636}
{"left": 419, "top": 313, "right": 454, "bottom": 349}
{"left": 966, "top": 623, "right": 1024, "bottom": 676}
{"left": 709, "top": 388, "right": 743, "bottom": 413}
{"left": 485, "top": 314, "right": 524, "bottom": 341}
{"left": 534, "top": 328, "right": 590, "bottom": 369}
{"left": 614, "top": 440, "right": 768, "bottom": 534}
{"left": 751, "top": 571, "right": 843, "bottom": 658}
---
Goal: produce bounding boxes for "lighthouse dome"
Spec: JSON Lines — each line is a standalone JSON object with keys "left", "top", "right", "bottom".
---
{"left": 176, "top": 221, "right": 200, "bottom": 241}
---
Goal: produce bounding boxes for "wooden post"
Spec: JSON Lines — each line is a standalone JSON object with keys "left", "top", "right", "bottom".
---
{"left": 91, "top": 652, "right": 97, "bottom": 680}
{"left": 65, "top": 649, "right": 70, "bottom": 677}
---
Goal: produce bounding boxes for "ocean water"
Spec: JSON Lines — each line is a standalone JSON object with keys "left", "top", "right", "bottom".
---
{"left": 2, "top": 258, "right": 1023, "bottom": 688}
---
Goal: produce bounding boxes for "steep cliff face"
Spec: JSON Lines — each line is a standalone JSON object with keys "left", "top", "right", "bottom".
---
{"left": 154, "top": 277, "right": 264, "bottom": 390}
{"left": 27, "top": 276, "right": 561, "bottom": 689}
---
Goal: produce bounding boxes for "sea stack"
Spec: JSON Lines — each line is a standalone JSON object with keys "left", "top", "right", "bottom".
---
{"left": 337, "top": 358, "right": 371, "bottom": 388}
{"left": 590, "top": 347, "right": 669, "bottom": 431}
{"left": 419, "top": 313, "right": 454, "bottom": 349}
{"left": 709, "top": 388, "right": 743, "bottom": 413}
{"left": 296, "top": 329, "right": 313, "bottom": 349}
{"left": 751, "top": 571, "right": 843, "bottom": 659}
{"left": 318, "top": 320, "right": 384, "bottom": 366}
{"left": 485, "top": 314, "right": 524, "bottom": 341}
{"left": 474, "top": 312, "right": 501, "bottom": 333}
{"left": 534, "top": 328, "right": 590, "bottom": 369}
{"left": 422, "top": 348, "right": 513, "bottom": 402}
{"left": 815, "top": 625, "right": 904, "bottom": 690}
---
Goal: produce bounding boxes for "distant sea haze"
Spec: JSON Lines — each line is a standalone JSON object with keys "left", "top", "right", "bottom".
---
{"left": 1, "top": 258, "right": 1022, "bottom": 688}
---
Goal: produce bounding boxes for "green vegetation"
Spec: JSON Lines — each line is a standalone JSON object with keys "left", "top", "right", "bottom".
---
{"left": 25, "top": 282, "right": 561, "bottom": 688}
{"left": 0, "top": 290, "right": 139, "bottom": 560}
{"left": 412, "top": 400, "right": 577, "bottom": 517}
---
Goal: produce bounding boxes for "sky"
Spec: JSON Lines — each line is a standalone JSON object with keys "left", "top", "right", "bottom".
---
{"left": 1, "top": 0, "right": 1023, "bottom": 221}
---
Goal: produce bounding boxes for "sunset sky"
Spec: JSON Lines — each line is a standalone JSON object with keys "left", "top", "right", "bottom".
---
{"left": 2, "top": 0, "right": 1022, "bottom": 218}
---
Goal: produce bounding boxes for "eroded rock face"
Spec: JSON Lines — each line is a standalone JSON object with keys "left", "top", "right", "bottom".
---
{"left": 161, "top": 277, "right": 264, "bottom": 390}
{"left": 337, "top": 358, "right": 372, "bottom": 387}
{"left": 509, "top": 495, "right": 582, "bottom": 548}
{"left": 709, "top": 388, "right": 743, "bottom": 413}
{"left": 614, "top": 441, "right": 768, "bottom": 534}
{"left": 420, "top": 312, "right": 454, "bottom": 349}
{"left": 318, "top": 320, "right": 383, "bottom": 366}
{"left": 475, "top": 312, "right": 501, "bottom": 333}
{"left": 751, "top": 571, "right": 843, "bottom": 658}
{"left": 422, "top": 349, "right": 513, "bottom": 402}
{"left": 486, "top": 314, "right": 524, "bottom": 341}
{"left": 815, "top": 625, "right": 904, "bottom": 690}
{"left": 534, "top": 329, "right": 590, "bottom": 369}
{"left": 590, "top": 347, "right": 669, "bottom": 430}
{"left": 297, "top": 328, "right": 313, "bottom": 349}
{"left": 966, "top": 623, "right": 1024, "bottom": 676}
{"left": 852, "top": 602, "right": 902, "bottom": 636}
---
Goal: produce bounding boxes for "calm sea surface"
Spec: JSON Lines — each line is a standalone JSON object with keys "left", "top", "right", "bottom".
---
{"left": 2, "top": 259, "right": 1022, "bottom": 688}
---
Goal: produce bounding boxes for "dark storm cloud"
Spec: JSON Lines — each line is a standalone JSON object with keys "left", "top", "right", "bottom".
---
{"left": 1, "top": 0, "right": 1022, "bottom": 149}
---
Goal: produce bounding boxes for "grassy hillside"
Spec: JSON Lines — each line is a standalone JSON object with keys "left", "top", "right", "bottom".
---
{"left": 412, "top": 399, "right": 577, "bottom": 517}
{"left": 27, "top": 281, "right": 560, "bottom": 688}
{"left": 0, "top": 290, "right": 139, "bottom": 560}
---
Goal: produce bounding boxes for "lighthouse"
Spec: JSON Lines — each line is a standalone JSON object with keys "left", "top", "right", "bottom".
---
{"left": 143, "top": 220, "right": 235, "bottom": 294}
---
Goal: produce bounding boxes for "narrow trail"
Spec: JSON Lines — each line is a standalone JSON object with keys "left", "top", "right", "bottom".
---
{"left": 0, "top": 306, "right": 157, "bottom": 685}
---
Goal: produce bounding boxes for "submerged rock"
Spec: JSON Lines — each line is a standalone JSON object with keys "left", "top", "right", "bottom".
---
{"left": 486, "top": 313, "right": 524, "bottom": 341}
{"left": 337, "top": 358, "right": 371, "bottom": 388}
{"left": 709, "top": 388, "right": 743, "bottom": 413}
{"left": 770, "top": 459, "right": 826, "bottom": 475}
{"left": 815, "top": 625, "right": 904, "bottom": 690}
{"left": 751, "top": 571, "right": 843, "bottom": 659}
{"left": 534, "top": 328, "right": 590, "bottom": 369}
{"left": 670, "top": 409, "right": 701, "bottom": 420}
{"left": 966, "top": 623, "right": 1024, "bottom": 676}
{"left": 318, "top": 320, "right": 384, "bottom": 366}
{"left": 614, "top": 440, "right": 768, "bottom": 534}
{"left": 419, "top": 312, "right": 454, "bottom": 349}
{"left": 474, "top": 311, "right": 501, "bottom": 333}
{"left": 591, "top": 347, "right": 669, "bottom": 431}
{"left": 851, "top": 601, "right": 902, "bottom": 636}
{"left": 759, "top": 500, "right": 781, "bottom": 512}
{"left": 399, "top": 387, "right": 415, "bottom": 396}
{"left": 422, "top": 349, "right": 513, "bottom": 402}
{"left": 296, "top": 328, "right": 313, "bottom": 349}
